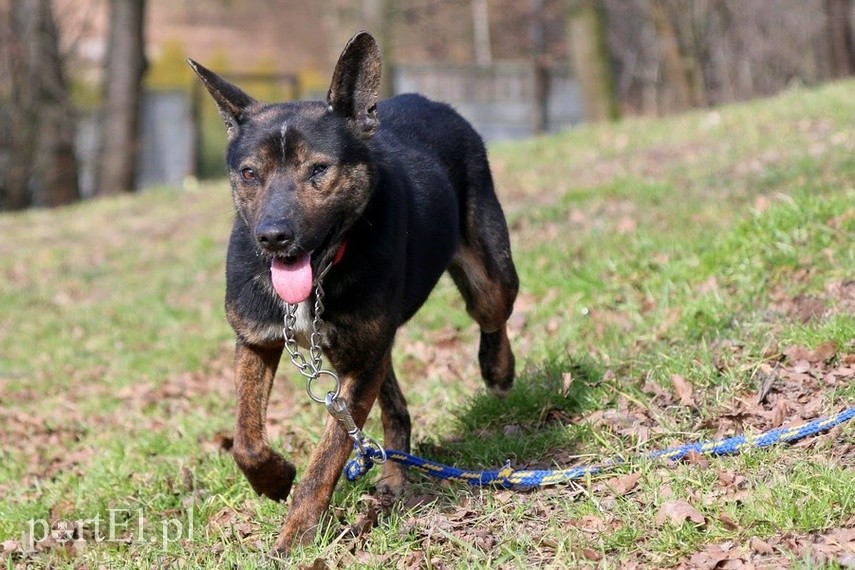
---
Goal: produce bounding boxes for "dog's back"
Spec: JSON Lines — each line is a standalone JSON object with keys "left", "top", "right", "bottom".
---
{"left": 364, "top": 93, "right": 506, "bottom": 318}
{"left": 377, "top": 93, "right": 486, "bottom": 165}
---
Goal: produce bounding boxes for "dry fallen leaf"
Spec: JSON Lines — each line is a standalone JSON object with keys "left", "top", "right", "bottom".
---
{"left": 581, "top": 547, "right": 603, "bottom": 561}
{"left": 785, "top": 341, "right": 837, "bottom": 364}
{"left": 348, "top": 504, "right": 378, "bottom": 538}
{"left": 749, "top": 536, "right": 774, "bottom": 554}
{"left": 561, "top": 371, "right": 573, "bottom": 397}
{"left": 401, "top": 551, "right": 426, "bottom": 570}
{"left": 687, "top": 544, "right": 732, "bottom": 570}
{"left": 684, "top": 450, "right": 710, "bottom": 468}
{"left": 671, "top": 374, "right": 696, "bottom": 407}
{"left": 642, "top": 378, "right": 673, "bottom": 404}
{"left": 599, "top": 472, "right": 641, "bottom": 497}
{"left": 299, "top": 559, "right": 330, "bottom": 570}
{"left": 716, "top": 469, "right": 736, "bottom": 485}
{"left": 811, "top": 340, "right": 838, "bottom": 362}
{"left": 571, "top": 515, "right": 606, "bottom": 534}
{"left": 718, "top": 513, "right": 740, "bottom": 531}
{"left": 768, "top": 399, "right": 788, "bottom": 428}
{"left": 655, "top": 500, "right": 706, "bottom": 527}
{"left": 785, "top": 345, "right": 813, "bottom": 362}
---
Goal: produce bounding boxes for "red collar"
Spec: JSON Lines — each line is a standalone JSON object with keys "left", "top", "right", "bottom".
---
{"left": 332, "top": 241, "right": 347, "bottom": 265}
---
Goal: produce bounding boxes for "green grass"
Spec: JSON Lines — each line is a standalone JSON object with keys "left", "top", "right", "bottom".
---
{"left": 2, "top": 81, "right": 855, "bottom": 568}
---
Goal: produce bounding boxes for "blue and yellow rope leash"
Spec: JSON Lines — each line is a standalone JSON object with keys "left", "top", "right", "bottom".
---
{"left": 344, "top": 406, "right": 855, "bottom": 489}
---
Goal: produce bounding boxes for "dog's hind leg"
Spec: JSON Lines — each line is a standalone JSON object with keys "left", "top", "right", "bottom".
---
{"left": 448, "top": 159, "right": 519, "bottom": 396}
{"left": 376, "top": 352, "right": 411, "bottom": 496}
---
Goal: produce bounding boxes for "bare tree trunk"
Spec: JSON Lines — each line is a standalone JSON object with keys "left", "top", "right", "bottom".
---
{"left": 826, "top": 0, "right": 855, "bottom": 78}
{"left": 96, "top": 0, "right": 146, "bottom": 195}
{"left": 649, "top": 0, "right": 692, "bottom": 113}
{"left": 4, "top": 0, "right": 40, "bottom": 209}
{"left": 532, "top": 0, "right": 549, "bottom": 133}
{"left": 637, "top": 4, "right": 661, "bottom": 115}
{"left": 2, "top": 0, "right": 78, "bottom": 210}
{"left": 567, "top": 0, "right": 620, "bottom": 122}
{"left": 709, "top": 0, "right": 736, "bottom": 103}
{"left": 36, "top": 0, "right": 79, "bottom": 206}
{"left": 676, "top": 1, "right": 708, "bottom": 108}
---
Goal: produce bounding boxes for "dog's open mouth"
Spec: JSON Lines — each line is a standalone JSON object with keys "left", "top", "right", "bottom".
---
{"left": 269, "top": 225, "right": 341, "bottom": 305}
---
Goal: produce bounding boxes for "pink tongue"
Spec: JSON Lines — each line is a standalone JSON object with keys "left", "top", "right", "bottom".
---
{"left": 270, "top": 254, "right": 313, "bottom": 304}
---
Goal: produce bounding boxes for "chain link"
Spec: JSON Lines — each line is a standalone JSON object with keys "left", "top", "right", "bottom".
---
{"left": 282, "top": 266, "right": 386, "bottom": 464}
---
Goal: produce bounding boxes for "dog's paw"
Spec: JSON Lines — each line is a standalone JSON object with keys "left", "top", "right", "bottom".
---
{"left": 240, "top": 452, "right": 297, "bottom": 502}
{"left": 375, "top": 464, "right": 407, "bottom": 501}
{"left": 479, "top": 329, "right": 515, "bottom": 396}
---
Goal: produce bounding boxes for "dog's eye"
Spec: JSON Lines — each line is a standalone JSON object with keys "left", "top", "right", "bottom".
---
{"left": 240, "top": 167, "right": 257, "bottom": 182}
{"left": 310, "top": 164, "right": 329, "bottom": 180}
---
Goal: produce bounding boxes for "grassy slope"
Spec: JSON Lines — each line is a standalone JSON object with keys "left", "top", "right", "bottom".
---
{"left": 1, "top": 81, "right": 854, "bottom": 569}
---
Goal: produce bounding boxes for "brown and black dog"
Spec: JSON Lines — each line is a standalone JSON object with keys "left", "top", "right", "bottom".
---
{"left": 189, "top": 31, "right": 518, "bottom": 553}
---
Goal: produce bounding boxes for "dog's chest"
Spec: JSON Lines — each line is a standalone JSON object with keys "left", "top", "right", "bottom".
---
{"left": 287, "top": 300, "right": 331, "bottom": 350}
{"left": 290, "top": 301, "right": 313, "bottom": 345}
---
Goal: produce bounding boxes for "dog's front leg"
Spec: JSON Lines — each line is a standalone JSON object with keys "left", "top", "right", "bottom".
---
{"left": 232, "top": 339, "right": 296, "bottom": 502}
{"left": 271, "top": 367, "right": 384, "bottom": 554}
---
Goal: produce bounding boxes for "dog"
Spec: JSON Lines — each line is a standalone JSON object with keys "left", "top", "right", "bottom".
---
{"left": 189, "top": 31, "right": 519, "bottom": 554}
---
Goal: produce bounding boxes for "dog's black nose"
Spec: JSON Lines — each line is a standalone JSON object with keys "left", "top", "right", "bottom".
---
{"left": 255, "top": 220, "right": 294, "bottom": 251}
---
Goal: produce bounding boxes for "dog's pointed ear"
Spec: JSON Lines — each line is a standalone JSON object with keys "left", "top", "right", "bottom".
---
{"left": 327, "top": 31, "right": 382, "bottom": 138}
{"left": 188, "top": 59, "right": 257, "bottom": 137}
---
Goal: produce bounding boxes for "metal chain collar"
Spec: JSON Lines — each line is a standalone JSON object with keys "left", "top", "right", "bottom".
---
{"left": 282, "top": 265, "right": 386, "bottom": 464}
